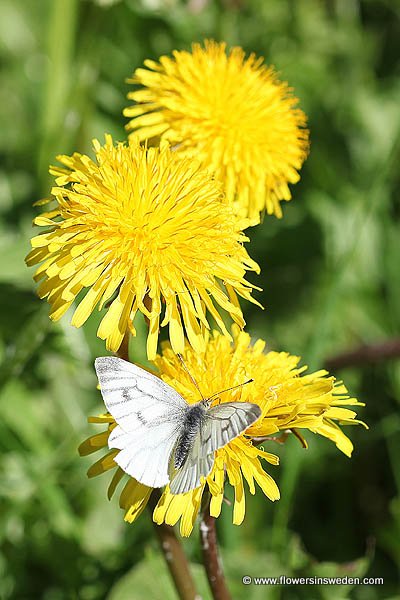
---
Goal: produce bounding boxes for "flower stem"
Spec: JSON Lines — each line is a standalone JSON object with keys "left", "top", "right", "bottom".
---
{"left": 148, "top": 490, "right": 199, "bottom": 600}
{"left": 39, "top": 0, "right": 78, "bottom": 186}
{"left": 117, "top": 332, "right": 198, "bottom": 600}
{"left": 200, "top": 501, "right": 231, "bottom": 600}
{"left": 117, "top": 332, "right": 130, "bottom": 362}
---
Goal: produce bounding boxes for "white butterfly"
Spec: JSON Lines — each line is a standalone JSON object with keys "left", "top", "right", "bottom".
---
{"left": 95, "top": 356, "right": 261, "bottom": 495}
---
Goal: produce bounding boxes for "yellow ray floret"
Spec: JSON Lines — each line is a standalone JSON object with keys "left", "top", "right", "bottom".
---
{"left": 26, "top": 136, "right": 260, "bottom": 359}
{"left": 124, "top": 40, "right": 309, "bottom": 223}
{"left": 79, "top": 328, "right": 366, "bottom": 536}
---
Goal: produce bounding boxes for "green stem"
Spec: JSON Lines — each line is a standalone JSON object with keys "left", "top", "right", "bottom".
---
{"left": 38, "top": 0, "right": 79, "bottom": 187}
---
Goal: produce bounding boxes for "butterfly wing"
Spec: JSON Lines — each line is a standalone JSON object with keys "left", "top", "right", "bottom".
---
{"left": 95, "top": 356, "right": 188, "bottom": 488}
{"left": 169, "top": 401, "right": 261, "bottom": 494}
{"left": 168, "top": 434, "right": 215, "bottom": 495}
{"left": 200, "top": 402, "right": 262, "bottom": 456}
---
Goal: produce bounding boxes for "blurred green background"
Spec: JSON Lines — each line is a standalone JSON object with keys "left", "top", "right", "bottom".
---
{"left": 1, "top": 0, "right": 399, "bottom": 598}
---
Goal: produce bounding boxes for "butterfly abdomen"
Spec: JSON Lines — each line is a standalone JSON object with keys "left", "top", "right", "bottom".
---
{"left": 174, "top": 404, "right": 205, "bottom": 470}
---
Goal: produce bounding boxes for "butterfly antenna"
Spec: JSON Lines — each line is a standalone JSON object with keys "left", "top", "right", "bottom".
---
{"left": 177, "top": 353, "right": 205, "bottom": 401}
{"left": 207, "top": 379, "right": 254, "bottom": 403}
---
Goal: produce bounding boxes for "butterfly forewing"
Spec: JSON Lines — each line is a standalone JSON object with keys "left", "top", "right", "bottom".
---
{"left": 200, "top": 402, "right": 261, "bottom": 456}
{"left": 169, "top": 401, "right": 261, "bottom": 494}
{"left": 95, "top": 357, "right": 187, "bottom": 430}
{"left": 95, "top": 357, "right": 187, "bottom": 488}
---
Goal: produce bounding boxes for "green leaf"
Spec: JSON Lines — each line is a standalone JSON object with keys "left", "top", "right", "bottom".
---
{"left": 107, "top": 548, "right": 210, "bottom": 600}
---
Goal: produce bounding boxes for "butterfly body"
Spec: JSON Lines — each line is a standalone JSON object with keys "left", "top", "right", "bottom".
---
{"left": 95, "top": 356, "right": 261, "bottom": 494}
{"left": 174, "top": 403, "right": 206, "bottom": 470}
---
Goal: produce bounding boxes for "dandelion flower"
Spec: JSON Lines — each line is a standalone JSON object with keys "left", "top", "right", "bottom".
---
{"left": 26, "top": 136, "right": 260, "bottom": 359}
{"left": 79, "top": 328, "right": 365, "bottom": 536}
{"left": 124, "top": 40, "right": 309, "bottom": 223}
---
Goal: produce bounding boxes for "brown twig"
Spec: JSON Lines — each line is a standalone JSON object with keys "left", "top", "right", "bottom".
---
{"left": 324, "top": 338, "right": 400, "bottom": 371}
{"left": 200, "top": 499, "right": 231, "bottom": 600}
{"left": 253, "top": 428, "right": 307, "bottom": 449}
{"left": 148, "top": 490, "right": 199, "bottom": 600}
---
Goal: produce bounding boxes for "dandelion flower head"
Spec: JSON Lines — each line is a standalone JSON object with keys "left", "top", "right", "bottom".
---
{"left": 79, "top": 328, "right": 365, "bottom": 536}
{"left": 124, "top": 40, "right": 309, "bottom": 223}
{"left": 26, "top": 136, "right": 260, "bottom": 359}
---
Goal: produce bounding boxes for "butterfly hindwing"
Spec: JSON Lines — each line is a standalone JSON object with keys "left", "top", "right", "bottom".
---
{"left": 109, "top": 421, "right": 181, "bottom": 488}
{"left": 168, "top": 432, "right": 215, "bottom": 495}
{"left": 95, "top": 357, "right": 187, "bottom": 488}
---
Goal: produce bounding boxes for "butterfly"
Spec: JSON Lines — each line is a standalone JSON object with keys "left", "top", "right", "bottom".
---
{"left": 95, "top": 356, "right": 261, "bottom": 494}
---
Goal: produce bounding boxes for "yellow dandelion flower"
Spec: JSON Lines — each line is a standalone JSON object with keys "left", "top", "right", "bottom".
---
{"left": 79, "top": 328, "right": 365, "bottom": 537}
{"left": 124, "top": 40, "right": 309, "bottom": 223}
{"left": 26, "top": 136, "right": 260, "bottom": 359}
